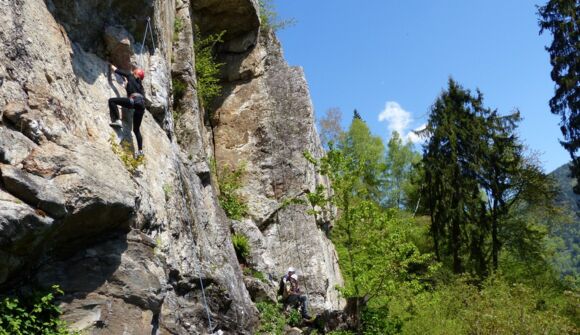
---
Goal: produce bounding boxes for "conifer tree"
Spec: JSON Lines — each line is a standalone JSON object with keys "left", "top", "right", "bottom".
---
{"left": 538, "top": 0, "right": 580, "bottom": 192}
{"left": 421, "top": 79, "right": 488, "bottom": 273}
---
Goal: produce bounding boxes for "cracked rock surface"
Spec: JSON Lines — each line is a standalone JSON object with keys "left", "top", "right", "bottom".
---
{"left": 0, "top": 0, "right": 343, "bottom": 333}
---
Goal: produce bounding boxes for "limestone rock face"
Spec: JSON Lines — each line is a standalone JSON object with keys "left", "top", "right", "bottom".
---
{"left": 213, "top": 30, "right": 345, "bottom": 313}
{"left": 0, "top": 0, "right": 257, "bottom": 333}
{"left": 0, "top": 0, "right": 343, "bottom": 333}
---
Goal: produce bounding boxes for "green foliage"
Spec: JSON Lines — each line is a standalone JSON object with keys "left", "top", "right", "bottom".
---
{"left": 0, "top": 285, "right": 79, "bottom": 335}
{"left": 242, "top": 267, "right": 267, "bottom": 283}
{"left": 172, "top": 77, "right": 187, "bottom": 107}
{"left": 194, "top": 27, "right": 225, "bottom": 110}
{"left": 215, "top": 163, "right": 248, "bottom": 220}
{"left": 385, "top": 131, "right": 422, "bottom": 209}
{"left": 255, "top": 302, "right": 286, "bottom": 335}
{"left": 286, "top": 309, "right": 302, "bottom": 327}
{"left": 391, "top": 275, "right": 578, "bottom": 335}
{"left": 173, "top": 17, "right": 184, "bottom": 42}
{"left": 421, "top": 78, "right": 556, "bottom": 276}
{"left": 255, "top": 302, "right": 308, "bottom": 334}
{"left": 308, "top": 143, "right": 433, "bottom": 333}
{"left": 232, "top": 233, "right": 251, "bottom": 263}
{"left": 258, "top": 0, "right": 296, "bottom": 32}
{"left": 109, "top": 134, "right": 144, "bottom": 174}
{"left": 538, "top": 0, "right": 580, "bottom": 192}
{"left": 340, "top": 118, "right": 387, "bottom": 203}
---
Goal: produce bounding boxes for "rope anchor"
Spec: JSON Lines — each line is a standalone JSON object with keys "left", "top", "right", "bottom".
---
{"left": 139, "top": 17, "right": 156, "bottom": 68}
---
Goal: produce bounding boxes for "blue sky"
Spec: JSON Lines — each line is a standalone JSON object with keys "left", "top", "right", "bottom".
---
{"left": 274, "top": 0, "right": 570, "bottom": 173}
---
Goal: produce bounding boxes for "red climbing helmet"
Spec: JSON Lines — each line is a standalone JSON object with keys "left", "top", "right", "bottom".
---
{"left": 134, "top": 68, "right": 145, "bottom": 80}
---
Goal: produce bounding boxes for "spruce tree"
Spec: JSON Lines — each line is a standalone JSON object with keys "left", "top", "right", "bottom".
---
{"left": 421, "top": 79, "right": 488, "bottom": 273}
{"left": 538, "top": 0, "right": 580, "bottom": 192}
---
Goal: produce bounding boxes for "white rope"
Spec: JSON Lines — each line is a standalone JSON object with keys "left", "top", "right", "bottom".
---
{"left": 139, "top": 17, "right": 152, "bottom": 68}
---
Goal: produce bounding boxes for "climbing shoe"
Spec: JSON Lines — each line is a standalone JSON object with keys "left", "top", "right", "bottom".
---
{"left": 135, "top": 150, "right": 144, "bottom": 158}
{"left": 109, "top": 120, "right": 123, "bottom": 128}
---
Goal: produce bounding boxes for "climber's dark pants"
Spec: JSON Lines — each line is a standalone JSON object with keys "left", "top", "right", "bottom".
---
{"left": 286, "top": 294, "right": 309, "bottom": 318}
{"left": 108, "top": 97, "right": 145, "bottom": 150}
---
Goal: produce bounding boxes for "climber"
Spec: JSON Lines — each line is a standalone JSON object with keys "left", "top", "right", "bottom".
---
{"left": 283, "top": 273, "right": 312, "bottom": 320}
{"left": 278, "top": 267, "right": 296, "bottom": 297}
{"left": 108, "top": 63, "right": 146, "bottom": 157}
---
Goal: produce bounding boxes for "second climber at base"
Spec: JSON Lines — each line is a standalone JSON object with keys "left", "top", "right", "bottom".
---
{"left": 108, "top": 63, "right": 146, "bottom": 158}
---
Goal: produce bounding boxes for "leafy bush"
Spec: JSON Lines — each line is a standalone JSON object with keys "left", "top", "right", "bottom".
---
{"left": 286, "top": 308, "right": 302, "bottom": 327}
{"left": 255, "top": 302, "right": 286, "bottom": 335}
{"left": 215, "top": 163, "right": 248, "bottom": 220}
{"left": 109, "top": 134, "right": 144, "bottom": 174}
{"left": 194, "top": 26, "right": 225, "bottom": 110}
{"left": 0, "top": 285, "right": 79, "bottom": 335}
{"left": 232, "top": 233, "right": 251, "bottom": 263}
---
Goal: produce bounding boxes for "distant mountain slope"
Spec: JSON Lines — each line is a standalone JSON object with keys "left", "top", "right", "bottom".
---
{"left": 550, "top": 163, "right": 580, "bottom": 216}
{"left": 548, "top": 163, "right": 580, "bottom": 284}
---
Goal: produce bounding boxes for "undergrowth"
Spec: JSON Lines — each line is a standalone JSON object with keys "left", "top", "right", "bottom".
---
{"left": 232, "top": 233, "right": 251, "bottom": 263}
{"left": 0, "top": 285, "right": 79, "bottom": 335}
{"left": 109, "top": 134, "right": 145, "bottom": 174}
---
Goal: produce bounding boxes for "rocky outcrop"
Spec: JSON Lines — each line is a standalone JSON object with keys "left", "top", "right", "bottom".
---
{"left": 1, "top": 0, "right": 257, "bottom": 333}
{"left": 212, "top": 29, "right": 344, "bottom": 313}
{"left": 0, "top": 0, "right": 343, "bottom": 333}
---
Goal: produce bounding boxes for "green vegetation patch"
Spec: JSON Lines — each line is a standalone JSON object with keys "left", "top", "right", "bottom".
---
{"left": 109, "top": 134, "right": 144, "bottom": 174}
{"left": 214, "top": 162, "right": 248, "bottom": 220}
{"left": 0, "top": 285, "right": 79, "bottom": 335}
{"left": 194, "top": 27, "right": 225, "bottom": 111}
{"left": 232, "top": 233, "right": 251, "bottom": 263}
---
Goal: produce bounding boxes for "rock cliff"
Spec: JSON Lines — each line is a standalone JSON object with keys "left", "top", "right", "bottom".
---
{"left": 0, "top": 0, "right": 343, "bottom": 334}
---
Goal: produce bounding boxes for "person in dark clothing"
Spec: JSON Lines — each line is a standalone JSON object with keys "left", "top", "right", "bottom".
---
{"left": 108, "top": 64, "right": 146, "bottom": 157}
{"left": 283, "top": 273, "right": 312, "bottom": 319}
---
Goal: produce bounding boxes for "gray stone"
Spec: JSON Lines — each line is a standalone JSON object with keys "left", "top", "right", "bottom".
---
{"left": 0, "top": 189, "right": 53, "bottom": 283}
{"left": 0, "top": 126, "right": 37, "bottom": 165}
{"left": 104, "top": 25, "right": 134, "bottom": 71}
{"left": 243, "top": 275, "right": 277, "bottom": 303}
{"left": 1, "top": 164, "right": 67, "bottom": 218}
{"left": 214, "top": 29, "right": 345, "bottom": 313}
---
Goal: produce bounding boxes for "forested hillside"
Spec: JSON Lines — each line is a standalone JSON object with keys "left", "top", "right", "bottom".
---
{"left": 549, "top": 163, "right": 580, "bottom": 285}
{"left": 314, "top": 79, "right": 579, "bottom": 334}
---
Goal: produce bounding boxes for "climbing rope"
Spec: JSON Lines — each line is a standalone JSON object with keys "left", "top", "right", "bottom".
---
{"left": 139, "top": 17, "right": 153, "bottom": 68}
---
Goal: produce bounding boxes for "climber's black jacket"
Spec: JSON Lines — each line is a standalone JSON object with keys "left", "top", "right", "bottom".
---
{"left": 115, "top": 68, "right": 145, "bottom": 98}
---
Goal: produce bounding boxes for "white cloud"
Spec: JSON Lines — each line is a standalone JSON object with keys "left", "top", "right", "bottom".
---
{"left": 378, "top": 101, "right": 412, "bottom": 136}
{"left": 378, "top": 101, "right": 426, "bottom": 144}
{"left": 406, "top": 123, "right": 427, "bottom": 144}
